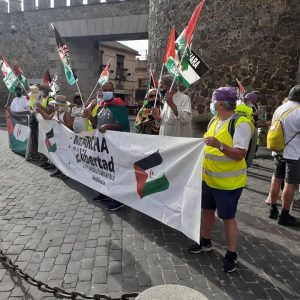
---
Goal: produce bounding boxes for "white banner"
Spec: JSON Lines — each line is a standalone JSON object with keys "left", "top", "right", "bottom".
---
{"left": 38, "top": 119, "right": 204, "bottom": 242}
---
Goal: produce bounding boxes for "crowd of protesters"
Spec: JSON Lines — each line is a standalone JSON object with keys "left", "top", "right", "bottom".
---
{"left": 4, "top": 76, "right": 300, "bottom": 273}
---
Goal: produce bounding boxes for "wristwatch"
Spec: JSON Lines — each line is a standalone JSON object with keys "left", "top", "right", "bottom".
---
{"left": 218, "top": 142, "right": 224, "bottom": 151}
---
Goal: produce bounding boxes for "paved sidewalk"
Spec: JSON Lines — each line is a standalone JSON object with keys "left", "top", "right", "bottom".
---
{"left": 0, "top": 127, "right": 299, "bottom": 299}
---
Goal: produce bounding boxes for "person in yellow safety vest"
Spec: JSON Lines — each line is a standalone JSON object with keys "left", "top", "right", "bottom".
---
{"left": 28, "top": 85, "right": 40, "bottom": 110}
{"left": 84, "top": 89, "right": 101, "bottom": 129}
{"left": 39, "top": 84, "right": 55, "bottom": 114}
{"left": 235, "top": 100, "right": 254, "bottom": 122}
{"left": 188, "top": 86, "right": 254, "bottom": 273}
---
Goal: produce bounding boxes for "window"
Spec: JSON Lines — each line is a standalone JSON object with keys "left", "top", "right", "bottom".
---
{"left": 138, "top": 78, "right": 148, "bottom": 88}
{"left": 116, "top": 54, "right": 125, "bottom": 80}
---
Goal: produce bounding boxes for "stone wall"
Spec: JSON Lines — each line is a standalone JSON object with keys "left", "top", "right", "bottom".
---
{"left": 0, "top": 0, "right": 149, "bottom": 103}
{"left": 149, "top": 0, "right": 300, "bottom": 120}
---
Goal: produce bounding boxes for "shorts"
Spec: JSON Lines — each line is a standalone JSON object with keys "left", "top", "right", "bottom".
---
{"left": 285, "top": 159, "right": 300, "bottom": 185}
{"left": 201, "top": 181, "right": 243, "bottom": 220}
{"left": 274, "top": 155, "right": 286, "bottom": 179}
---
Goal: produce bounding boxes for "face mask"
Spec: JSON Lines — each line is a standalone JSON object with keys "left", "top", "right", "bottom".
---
{"left": 210, "top": 101, "right": 218, "bottom": 116}
{"left": 102, "top": 91, "right": 114, "bottom": 101}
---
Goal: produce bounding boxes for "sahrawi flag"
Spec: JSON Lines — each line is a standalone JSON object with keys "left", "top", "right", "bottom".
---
{"left": 164, "top": 27, "right": 209, "bottom": 87}
{"left": 134, "top": 151, "right": 169, "bottom": 199}
{"left": 13, "top": 62, "right": 28, "bottom": 89}
{"left": 43, "top": 68, "right": 52, "bottom": 86}
{"left": 236, "top": 78, "right": 246, "bottom": 100}
{"left": 98, "top": 59, "right": 111, "bottom": 86}
{"left": 52, "top": 24, "right": 77, "bottom": 86}
{"left": 176, "top": 0, "right": 206, "bottom": 71}
{"left": 0, "top": 54, "right": 18, "bottom": 93}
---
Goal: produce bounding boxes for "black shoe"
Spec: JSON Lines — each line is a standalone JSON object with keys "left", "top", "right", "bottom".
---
{"left": 188, "top": 239, "right": 213, "bottom": 254}
{"left": 107, "top": 200, "right": 125, "bottom": 211}
{"left": 222, "top": 251, "right": 237, "bottom": 273}
{"left": 278, "top": 212, "right": 300, "bottom": 226}
{"left": 50, "top": 169, "right": 61, "bottom": 177}
{"left": 93, "top": 193, "right": 110, "bottom": 202}
{"left": 269, "top": 205, "right": 279, "bottom": 220}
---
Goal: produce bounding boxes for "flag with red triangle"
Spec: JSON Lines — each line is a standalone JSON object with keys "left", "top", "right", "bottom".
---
{"left": 236, "top": 78, "right": 246, "bottom": 100}
{"left": 98, "top": 59, "right": 111, "bottom": 86}
{"left": 176, "top": 0, "right": 205, "bottom": 71}
{"left": 14, "top": 62, "right": 28, "bottom": 89}
{"left": 0, "top": 54, "right": 18, "bottom": 93}
{"left": 43, "top": 69, "right": 52, "bottom": 86}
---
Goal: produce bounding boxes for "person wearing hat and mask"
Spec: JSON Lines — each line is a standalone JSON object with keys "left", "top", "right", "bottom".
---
{"left": 36, "top": 84, "right": 55, "bottom": 114}
{"left": 7, "top": 86, "right": 30, "bottom": 112}
{"left": 265, "top": 85, "right": 300, "bottom": 226}
{"left": 36, "top": 95, "right": 73, "bottom": 130}
{"left": 135, "top": 88, "right": 161, "bottom": 135}
{"left": 188, "top": 86, "right": 254, "bottom": 273}
{"left": 83, "top": 81, "right": 130, "bottom": 210}
{"left": 70, "top": 93, "right": 92, "bottom": 133}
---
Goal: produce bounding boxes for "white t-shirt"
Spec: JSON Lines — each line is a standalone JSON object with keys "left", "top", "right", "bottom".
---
{"left": 159, "top": 92, "right": 192, "bottom": 137}
{"left": 71, "top": 107, "right": 87, "bottom": 133}
{"left": 272, "top": 101, "right": 300, "bottom": 160}
{"left": 10, "top": 96, "right": 30, "bottom": 112}
{"left": 215, "top": 115, "right": 252, "bottom": 150}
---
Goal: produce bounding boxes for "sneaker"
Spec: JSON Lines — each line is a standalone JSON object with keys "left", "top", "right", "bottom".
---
{"left": 42, "top": 162, "right": 55, "bottom": 170}
{"left": 107, "top": 200, "right": 125, "bottom": 211}
{"left": 50, "top": 169, "right": 61, "bottom": 177}
{"left": 93, "top": 193, "right": 110, "bottom": 202}
{"left": 269, "top": 205, "right": 279, "bottom": 220}
{"left": 188, "top": 240, "right": 213, "bottom": 254}
{"left": 222, "top": 251, "right": 237, "bottom": 273}
{"left": 278, "top": 213, "right": 300, "bottom": 226}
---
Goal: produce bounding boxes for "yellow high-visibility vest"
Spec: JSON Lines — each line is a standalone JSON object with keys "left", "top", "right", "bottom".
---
{"left": 203, "top": 116, "right": 253, "bottom": 190}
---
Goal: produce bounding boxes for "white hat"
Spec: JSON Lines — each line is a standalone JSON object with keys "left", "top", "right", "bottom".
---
{"left": 50, "top": 95, "right": 71, "bottom": 106}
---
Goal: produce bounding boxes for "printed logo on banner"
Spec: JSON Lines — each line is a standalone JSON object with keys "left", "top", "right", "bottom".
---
{"left": 134, "top": 150, "right": 169, "bottom": 199}
{"left": 45, "top": 129, "right": 57, "bottom": 153}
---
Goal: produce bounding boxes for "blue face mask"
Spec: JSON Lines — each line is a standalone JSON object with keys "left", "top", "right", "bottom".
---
{"left": 102, "top": 91, "right": 114, "bottom": 101}
{"left": 210, "top": 101, "right": 218, "bottom": 116}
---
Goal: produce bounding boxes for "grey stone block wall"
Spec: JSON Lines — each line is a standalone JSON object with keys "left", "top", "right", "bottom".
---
{"left": 0, "top": 0, "right": 149, "bottom": 103}
{"left": 148, "top": 0, "right": 300, "bottom": 117}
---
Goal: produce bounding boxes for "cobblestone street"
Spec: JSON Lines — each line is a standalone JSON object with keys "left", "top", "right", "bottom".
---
{"left": 0, "top": 127, "right": 300, "bottom": 299}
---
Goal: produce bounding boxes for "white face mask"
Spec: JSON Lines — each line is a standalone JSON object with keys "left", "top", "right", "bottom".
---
{"left": 210, "top": 101, "right": 218, "bottom": 116}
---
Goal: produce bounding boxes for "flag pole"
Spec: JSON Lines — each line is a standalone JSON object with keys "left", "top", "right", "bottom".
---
{"left": 169, "top": 42, "right": 189, "bottom": 92}
{"left": 6, "top": 92, "right": 11, "bottom": 106}
{"left": 87, "top": 82, "right": 99, "bottom": 102}
{"left": 75, "top": 80, "right": 85, "bottom": 108}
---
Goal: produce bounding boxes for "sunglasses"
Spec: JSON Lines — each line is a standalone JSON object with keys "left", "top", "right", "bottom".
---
{"left": 148, "top": 94, "right": 157, "bottom": 98}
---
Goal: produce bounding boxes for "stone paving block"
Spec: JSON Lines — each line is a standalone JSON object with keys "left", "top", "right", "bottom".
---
{"left": 108, "top": 261, "right": 122, "bottom": 274}
{"left": 92, "top": 267, "right": 107, "bottom": 284}
{"left": 94, "top": 256, "right": 108, "bottom": 268}
{"left": 78, "top": 269, "right": 92, "bottom": 281}
{"left": 49, "top": 265, "right": 66, "bottom": 280}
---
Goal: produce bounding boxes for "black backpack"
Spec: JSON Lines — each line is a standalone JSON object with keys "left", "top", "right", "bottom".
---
{"left": 207, "top": 114, "right": 257, "bottom": 168}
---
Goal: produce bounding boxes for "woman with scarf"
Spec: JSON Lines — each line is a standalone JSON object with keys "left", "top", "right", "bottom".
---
{"left": 135, "top": 88, "right": 161, "bottom": 135}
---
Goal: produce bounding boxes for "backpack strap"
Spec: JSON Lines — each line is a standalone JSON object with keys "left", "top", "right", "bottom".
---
{"left": 228, "top": 113, "right": 243, "bottom": 137}
{"left": 279, "top": 106, "right": 299, "bottom": 120}
{"left": 279, "top": 106, "right": 300, "bottom": 147}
